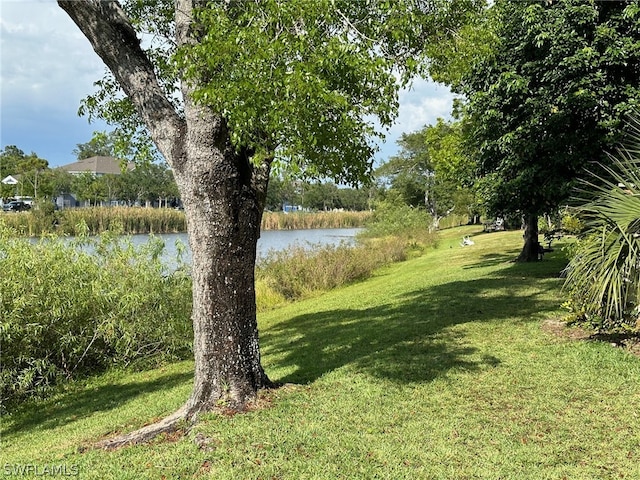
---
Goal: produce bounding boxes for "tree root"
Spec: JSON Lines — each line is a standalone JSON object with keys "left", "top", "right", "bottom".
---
{"left": 92, "top": 376, "right": 280, "bottom": 450}
{"left": 93, "top": 405, "right": 193, "bottom": 450}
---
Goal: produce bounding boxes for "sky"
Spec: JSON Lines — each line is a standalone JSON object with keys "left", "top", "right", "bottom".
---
{"left": 1, "top": 0, "right": 456, "bottom": 169}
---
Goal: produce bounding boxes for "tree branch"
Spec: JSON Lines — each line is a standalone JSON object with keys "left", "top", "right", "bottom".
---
{"left": 58, "top": 0, "right": 186, "bottom": 168}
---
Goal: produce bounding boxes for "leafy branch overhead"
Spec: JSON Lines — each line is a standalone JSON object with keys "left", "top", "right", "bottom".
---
{"left": 77, "top": 0, "right": 483, "bottom": 184}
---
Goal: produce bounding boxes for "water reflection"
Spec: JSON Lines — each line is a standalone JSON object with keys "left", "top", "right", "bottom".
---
{"left": 143, "top": 228, "right": 362, "bottom": 264}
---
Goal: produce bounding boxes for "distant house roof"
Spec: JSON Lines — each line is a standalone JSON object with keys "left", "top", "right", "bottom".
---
{"left": 1, "top": 175, "right": 20, "bottom": 185}
{"left": 58, "top": 156, "right": 134, "bottom": 175}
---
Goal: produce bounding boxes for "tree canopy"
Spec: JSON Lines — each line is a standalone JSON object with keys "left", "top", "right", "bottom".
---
{"left": 375, "top": 117, "right": 476, "bottom": 226}
{"left": 80, "top": 0, "right": 482, "bottom": 184}
{"left": 72, "top": 131, "right": 118, "bottom": 160}
{"left": 0, "top": 145, "right": 49, "bottom": 198}
{"left": 457, "top": 0, "right": 640, "bottom": 260}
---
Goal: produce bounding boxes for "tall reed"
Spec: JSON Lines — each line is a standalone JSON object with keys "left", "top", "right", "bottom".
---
{"left": 58, "top": 207, "right": 187, "bottom": 235}
{"left": 0, "top": 206, "right": 187, "bottom": 236}
{"left": 261, "top": 211, "right": 371, "bottom": 230}
{"left": 1, "top": 208, "right": 371, "bottom": 237}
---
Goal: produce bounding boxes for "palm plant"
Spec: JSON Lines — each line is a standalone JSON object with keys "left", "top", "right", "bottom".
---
{"left": 564, "top": 117, "right": 640, "bottom": 332}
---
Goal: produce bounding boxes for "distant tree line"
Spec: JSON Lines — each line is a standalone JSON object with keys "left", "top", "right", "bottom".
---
{"left": 265, "top": 176, "right": 371, "bottom": 212}
{"left": 2, "top": 139, "right": 372, "bottom": 211}
{"left": 0, "top": 144, "right": 179, "bottom": 207}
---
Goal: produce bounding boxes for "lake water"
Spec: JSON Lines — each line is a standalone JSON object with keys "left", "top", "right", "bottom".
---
{"left": 128, "top": 228, "right": 363, "bottom": 265}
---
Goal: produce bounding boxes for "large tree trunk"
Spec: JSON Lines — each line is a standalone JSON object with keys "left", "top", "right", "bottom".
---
{"left": 175, "top": 119, "right": 272, "bottom": 414}
{"left": 59, "top": 0, "right": 273, "bottom": 448}
{"left": 516, "top": 213, "right": 541, "bottom": 262}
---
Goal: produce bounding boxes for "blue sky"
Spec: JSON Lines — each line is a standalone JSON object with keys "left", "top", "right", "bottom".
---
{"left": 1, "top": 0, "right": 456, "bottom": 168}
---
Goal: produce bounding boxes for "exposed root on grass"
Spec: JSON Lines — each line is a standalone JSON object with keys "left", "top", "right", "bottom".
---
{"left": 94, "top": 405, "right": 192, "bottom": 450}
{"left": 91, "top": 383, "right": 300, "bottom": 451}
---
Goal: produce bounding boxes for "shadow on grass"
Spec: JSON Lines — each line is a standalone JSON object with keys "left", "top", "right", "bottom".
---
{"left": 2, "top": 371, "right": 192, "bottom": 438}
{"left": 464, "top": 242, "right": 570, "bottom": 279}
{"left": 461, "top": 250, "right": 519, "bottom": 269}
{"left": 262, "top": 260, "right": 563, "bottom": 385}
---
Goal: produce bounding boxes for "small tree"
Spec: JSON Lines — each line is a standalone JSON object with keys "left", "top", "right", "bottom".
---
{"left": 376, "top": 130, "right": 434, "bottom": 207}
{"left": 40, "top": 168, "right": 75, "bottom": 201}
{"left": 376, "top": 118, "right": 475, "bottom": 229}
{"left": 72, "top": 172, "right": 108, "bottom": 206}
{"left": 0, "top": 146, "right": 49, "bottom": 199}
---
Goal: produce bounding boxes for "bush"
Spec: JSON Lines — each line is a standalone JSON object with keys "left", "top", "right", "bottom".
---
{"left": 256, "top": 204, "right": 436, "bottom": 304}
{"left": 256, "top": 238, "right": 407, "bottom": 302}
{"left": 258, "top": 242, "right": 371, "bottom": 300}
{"left": 361, "top": 202, "right": 433, "bottom": 241}
{"left": 562, "top": 123, "right": 640, "bottom": 333}
{"left": 438, "top": 214, "right": 470, "bottom": 230}
{"left": 560, "top": 211, "right": 586, "bottom": 235}
{"left": 0, "top": 224, "right": 192, "bottom": 408}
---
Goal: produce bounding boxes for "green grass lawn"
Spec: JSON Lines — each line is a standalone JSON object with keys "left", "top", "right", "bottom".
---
{"left": 3, "top": 226, "right": 640, "bottom": 479}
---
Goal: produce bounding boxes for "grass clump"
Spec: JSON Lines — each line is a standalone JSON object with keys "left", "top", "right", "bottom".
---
{"left": 256, "top": 204, "right": 437, "bottom": 307}
{"left": 257, "top": 240, "right": 402, "bottom": 303}
{"left": 361, "top": 201, "right": 434, "bottom": 241}
{"left": 57, "top": 206, "right": 187, "bottom": 235}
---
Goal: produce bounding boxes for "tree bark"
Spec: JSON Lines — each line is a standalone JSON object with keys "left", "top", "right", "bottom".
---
{"left": 59, "top": 0, "right": 273, "bottom": 447}
{"left": 174, "top": 120, "right": 273, "bottom": 414}
{"left": 516, "top": 212, "right": 541, "bottom": 262}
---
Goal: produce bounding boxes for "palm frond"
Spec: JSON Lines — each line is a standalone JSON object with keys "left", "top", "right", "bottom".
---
{"left": 564, "top": 112, "right": 640, "bottom": 331}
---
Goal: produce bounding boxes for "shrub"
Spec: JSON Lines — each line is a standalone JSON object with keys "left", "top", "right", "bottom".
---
{"left": 30, "top": 200, "right": 59, "bottom": 236}
{"left": 256, "top": 204, "right": 435, "bottom": 304}
{"left": 563, "top": 122, "right": 640, "bottom": 333}
{"left": 256, "top": 239, "right": 405, "bottom": 301}
{"left": 0, "top": 224, "right": 192, "bottom": 408}
{"left": 362, "top": 202, "right": 433, "bottom": 241}
{"left": 560, "top": 210, "right": 586, "bottom": 235}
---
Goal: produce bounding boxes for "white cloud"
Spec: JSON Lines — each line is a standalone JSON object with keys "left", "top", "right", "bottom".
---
{"left": 1, "top": 1, "right": 107, "bottom": 164}
{"left": 397, "top": 84, "right": 455, "bottom": 131}
{"left": 1, "top": 2, "right": 105, "bottom": 112}
{"left": 374, "top": 79, "right": 456, "bottom": 163}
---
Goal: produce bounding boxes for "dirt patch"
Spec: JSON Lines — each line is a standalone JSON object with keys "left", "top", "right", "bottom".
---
{"left": 542, "top": 318, "right": 592, "bottom": 341}
{"left": 542, "top": 318, "right": 640, "bottom": 357}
